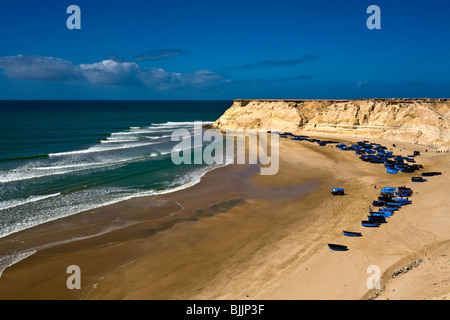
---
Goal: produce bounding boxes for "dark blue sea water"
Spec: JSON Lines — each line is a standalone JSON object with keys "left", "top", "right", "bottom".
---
{"left": 0, "top": 100, "right": 231, "bottom": 238}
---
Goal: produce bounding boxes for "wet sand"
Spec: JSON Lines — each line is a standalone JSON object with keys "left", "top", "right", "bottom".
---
{"left": 0, "top": 136, "right": 448, "bottom": 300}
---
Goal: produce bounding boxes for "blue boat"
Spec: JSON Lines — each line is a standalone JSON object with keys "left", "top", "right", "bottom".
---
{"left": 328, "top": 244, "right": 348, "bottom": 251}
{"left": 395, "top": 187, "right": 413, "bottom": 197}
{"left": 372, "top": 201, "right": 385, "bottom": 207}
{"left": 385, "top": 203, "right": 401, "bottom": 208}
{"left": 393, "top": 198, "right": 411, "bottom": 205}
{"left": 381, "top": 207, "right": 398, "bottom": 212}
{"left": 371, "top": 212, "right": 391, "bottom": 218}
{"left": 331, "top": 188, "right": 345, "bottom": 195}
{"left": 386, "top": 168, "right": 398, "bottom": 174}
{"left": 362, "top": 221, "right": 380, "bottom": 227}
{"left": 396, "top": 190, "right": 413, "bottom": 197}
{"left": 343, "top": 231, "right": 362, "bottom": 237}
{"left": 368, "top": 216, "right": 386, "bottom": 223}
{"left": 377, "top": 210, "right": 394, "bottom": 216}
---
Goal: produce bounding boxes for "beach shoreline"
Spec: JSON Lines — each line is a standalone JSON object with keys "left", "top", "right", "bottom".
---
{"left": 0, "top": 134, "right": 448, "bottom": 300}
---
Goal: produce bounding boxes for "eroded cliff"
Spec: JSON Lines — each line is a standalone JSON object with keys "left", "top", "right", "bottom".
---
{"left": 212, "top": 99, "right": 450, "bottom": 150}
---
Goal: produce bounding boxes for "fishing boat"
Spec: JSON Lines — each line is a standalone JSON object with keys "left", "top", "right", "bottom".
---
{"left": 370, "top": 211, "right": 391, "bottom": 218}
{"left": 372, "top": 200, "right": 385, "bottom": 207}
{"left": 381, "top": 208, "right": 397, "bottom": 213}
{"left": 383, "top": 205, "right": 399, "bottom": 211}
{"left": 378, "top": 210, "right": 394, "bottom": 216}
{"left": 343, "top": 231, "right": 362, "bottom": 237}
{"left": 396, "top": 187, "right": 413, "bottom": 197}
{"left": 379, "top": 193, "right": 395, "bottom": 200}
{"left": 393, "top": 198, "right": 411, "bottom": 205}
{"left": 367, "top": 216, "right": 386, "bottom": 223}
{"left": 422, "top": 172, "right": 442, "bottom": 176}
{"left": 386, "top": 168, "right": 398, "bottom": 174}
{"left": 362, "top": 220, "right": 380, "bottom": 227}
{"left": 331, "top": 188, "right": 345, "bottom": 195}
{"left": 411, "top": 177, "right": 426, "bottom": 182}
{"left": 385, "top": 202, "right": 401, "bottom": 208}
{"left": 328, "top": 244, "right": 348, "bottom": 251}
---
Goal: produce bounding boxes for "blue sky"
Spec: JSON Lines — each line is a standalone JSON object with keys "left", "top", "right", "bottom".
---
{"left": 0, "top": 0, "right": 449, "bottom": 99}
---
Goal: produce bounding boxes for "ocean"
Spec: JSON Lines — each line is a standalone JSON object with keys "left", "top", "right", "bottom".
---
{"left": 0, "top": 100, "right": 231, "bottom": 239}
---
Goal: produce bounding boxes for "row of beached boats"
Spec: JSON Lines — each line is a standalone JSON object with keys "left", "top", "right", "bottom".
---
{"left": 336, "top": 140, "right": 442, "bottom": 182}
{"left": 361, "top": 186, "right": 413, "bottom": 227}
{"left": 271, "top": 132, "right": 442, "bottom": 251}
{"left": 328, "top": 185, "right": 414, "bottom": 251}
{"left": 276, "top": 132, "right": 340, "bottom": 147}
{"left": 337, "top": 141, "right": 424, "bottom": 175}
{"left": 275, "top": 132, "right": 441, "bottom": 181}
{"left": 276, "top": 132, "right": 426, "bottom": 176}
{"left": 326, "top": 140, "right": 418, "bottom": 251}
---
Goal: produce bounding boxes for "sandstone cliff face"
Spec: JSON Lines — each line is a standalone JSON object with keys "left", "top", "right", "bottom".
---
{"left": 212, "top": 99, "right": 450, "bottom": 150}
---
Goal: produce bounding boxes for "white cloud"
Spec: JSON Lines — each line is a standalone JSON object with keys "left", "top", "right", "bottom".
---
{"left": 138, "top": 67, "right": 183, "bottom": 90}
{"left": 0, "top": 54, "right": 82, "bottom": 82}
{"left": 79, "top": 60, "right": 141, "bottom": 85}
{"left": 181, "top": 69, "right": 224, "bottom": 86}
{"left": 0, "top": 55, "right": 224, "bottom": 90}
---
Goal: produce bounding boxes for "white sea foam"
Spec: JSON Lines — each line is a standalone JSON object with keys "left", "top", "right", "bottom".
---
{"left": 0, "top": 156, "right": 149, "bottom": 183}
{"left": 0, "top": 159, "right": 231, "bottom": 240}
{"left": 110, "top": 129, "right": 172, "bottom": 135}
{"left": 48, "top": 140, "right": 163, "bottom": 157}
{"left": 0, "top": 119, "right": 223, "bottom": 240}
{"left": 0, "top": 249, "right": 36, "bottom": 278}
{"left": 151, "top": 121, "right": 213, "bottom": 127}
{"left": 101, "top": 138, "right": 139, "bottom": 143}
{"left": 0, "top": 193, "right": 61, "bottom": 211}
{"left": 109, "top": 121, "right": 206, "bottom": 136}
{"left": 144, "top": 134, "right": 172, "bottom": 140}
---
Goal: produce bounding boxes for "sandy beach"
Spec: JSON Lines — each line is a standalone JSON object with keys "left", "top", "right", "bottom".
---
{"left": 1, "top": 0, "right": 449, "bottom": 303}
{"left": 0, "top": 134, "right": 448, "bottom": 300}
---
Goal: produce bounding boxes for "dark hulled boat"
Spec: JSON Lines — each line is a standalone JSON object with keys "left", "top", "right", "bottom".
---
{"left": 367, "top": 215, "right": 386, "bottom": 223}
{"left": 328, "top": 244, "right": 348, "bottom": 251}
{"left": 343, "top": 231, "right": 362, "bottom": 237}
{"left": 331, "top": 188, "right": 345, "bottom": 195}
{"left": 372, "top": 200, "right": 385, "bottom": 207}
{"left": 422, "top": 172, "right": 442, "bottom": 176}
{"left": 362, "top": 220, "right": 380, "bottom": 227}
